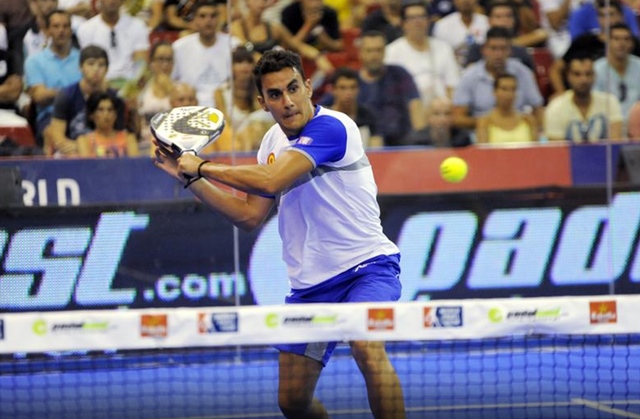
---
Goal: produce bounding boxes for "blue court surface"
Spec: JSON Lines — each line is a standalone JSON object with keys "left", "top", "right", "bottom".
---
{"left": 1, "top": 339, "right": 639, "bottom": 419}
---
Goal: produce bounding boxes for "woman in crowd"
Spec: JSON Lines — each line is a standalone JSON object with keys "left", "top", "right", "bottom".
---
{"left": 77, "top": 92, "right": 139, "bottom": 157}
{"left": 476, "top": 73, "right": 538, "bottom": 144}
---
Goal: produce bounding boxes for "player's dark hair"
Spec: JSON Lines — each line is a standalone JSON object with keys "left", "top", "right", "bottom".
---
{"left": 44, "top": 9, "right": 71, "bottom": 28}
{"left": 494, "top": 73, "right": 517, "bottom": 89}
{"left": 80, "top": 45, "right": 109, "bottom": 67}
{"left": 400, "top": 1, "right": 428, "bottom": 20}
{"left": 253, "top": 49, "right": 305, "bottom": 94}
{"left": 331, "top": 66, "right": 359, "bottom": 84}
{"left": 85, "top": 92, "right": 122, "bottom": 129}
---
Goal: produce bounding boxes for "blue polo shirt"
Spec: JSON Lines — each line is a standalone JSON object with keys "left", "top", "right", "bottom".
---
{"left": 453, "top": 58, "right": 543, "bottom": 117}
{"left": 24, "top": 46, "right": 82, "bottom": 124}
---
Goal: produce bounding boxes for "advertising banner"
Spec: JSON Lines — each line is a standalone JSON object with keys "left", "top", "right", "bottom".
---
{"left": 1, "top": 186, "right": 639, "bottom": 313}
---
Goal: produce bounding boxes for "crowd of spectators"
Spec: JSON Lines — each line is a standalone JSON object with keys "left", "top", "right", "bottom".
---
{"left": 1, "top": 0, "right": 640, "bottom": 158}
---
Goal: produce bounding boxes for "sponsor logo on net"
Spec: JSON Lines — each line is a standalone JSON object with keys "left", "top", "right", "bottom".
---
{"left": 265, "top": 313, "right": 340, "bottom": 328}
{"left": 368, "top": 308, "right": 394, "bottom": 331}
{"left": 424, "top": 306, "right": 463, "bottom": 328}
{"left": 140, "top": 314, "right": 168, "bottom": 338}
{"left": 198, "top": 312, "right": 239, "bottom": 333}
{"left": 488, "top": 306, "right": 564, "bottom": 323}
{"left": 31, "top": 319, "right": 112, "bottom": 336}
{"left": 589, "top": 300, "right": 617, "bottom": 324}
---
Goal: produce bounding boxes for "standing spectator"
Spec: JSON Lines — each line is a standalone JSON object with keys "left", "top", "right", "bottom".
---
{"left": 76, "top": 0, "right": 149, "bottom": 88}
{"left": 172, "top": 0, "right": 239, "bottom": 107}
{"left": 452, "top": 27, "right": 543, "bottom": 130}
{"left": 545, "top": 54, "right": 623, "bottom": 142}
{"left": 385, "top": 1, "right": 460, "bottom": 108}
{"left": 594, "top": 23, "right": 640, "bottom": 135}
{"left": 476, "top": 73, "right": 538, "bottom": 143}
{"left": 281, "top": 0, "right": 344, "bottom": 52}
{"left": 432, "top": 0, "right": 490, "bottom": 66}
{"left": 328, "top": 67, "right": 382, "bottom": 148}
{"left": 360, "top": 0, "right": 404, "bottom": 44}
{"left": 77, "top": 91, "right": 139, "bottom": 157}
{"left": 25, "top": 10, "right": 82, "bottom": 145}
{"left": 357, "top": 30, "right": 425, "bottom": 146}
{"left": 0, "top": 23, "right": 27, "bottom": 126}
{"left": 44, "top": 45, "right": 127, "bottom": 156}
{"left": 403, "top": 96, "right": 472, "bottom": 146}
{"left": 465, "top": 1, "right": 537, "bottom": 70}
{"left": 568, "top": 0, "right": 639, "bottom": 40}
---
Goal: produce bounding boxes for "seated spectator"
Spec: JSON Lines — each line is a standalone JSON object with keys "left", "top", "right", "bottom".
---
{"left": 545, "top": 54, "right": 623, "bottom": 142}
{"left": 44, "top": 45, "right": 127, "bottom": 156}
{"left": 476, "top": 73, "right": 538, "bottom": 143}
{"left": 432, "top": 0, "right": 490, "bottom": 67}
{"left": 77, "top": 91, "right": 139, "bottom": 157}
{"left": 213, "top": 46, "right": 275, "bottom": 152}
{"left": 280, "top": 0, "right": 344, "bottom": 52}
{"left": 568, "top": 0, "right": 639, "bottom": 40}
{"left": 76, "top": 0, "right": 149, "bottom": 89}
{"left": 357, "top": 30, "right": 425, "bottom": 146}
{"left": 0, "top": 23, "right": 27, "bottom": 126}
{"left": 172, "top": 0, "right": 239, "bottom": 107}
{"left": 403, "top": 96, "right": 471, "bottom": 147}
{"left": 550, "top": 0, "right": 640, "bottom": 98}
{"left": 169, "top": 81, "right": 198, "bottom": 108}
{"left": 328, "top": 66, "right": 382, "bottom": 148}
{"left": 360, "top": 0, "right": 404, "bottom": 44}
{"left": 133, "top": 40, "right": 175, "bottom": 153}
{"left": 25, "top": 10, "right": 82, "bottom": 145}
{"left": 452, "top": 27, "right": 543, "bottom": 131}
{"left": 465, "top": 1, "right": 536, "bottom": 70}
{"left": 229, "top": 0, "right": 333, "bottom": 72}
{"left": 594, "top": 23, "right": 640, "bottom": 136}
{"left": 23, "top": 0, "right": 62, "bottom": 61}
{"left": 384, "top": 1, "right": 460, "bottom": 108}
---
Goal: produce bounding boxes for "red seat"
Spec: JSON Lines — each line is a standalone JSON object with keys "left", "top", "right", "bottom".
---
{"left": 529, "top": 47, "right": 555, "bottom": 103}
{"left": 0, "top": 126, "right": 36, "bottom": 147}
{"left": 149, "top": 30, "right": 180, "bottom": 46}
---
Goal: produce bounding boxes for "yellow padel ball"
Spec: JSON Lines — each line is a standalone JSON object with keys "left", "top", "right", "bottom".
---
{"left": 440, "top": 157, "right": 468, "bottom": 183}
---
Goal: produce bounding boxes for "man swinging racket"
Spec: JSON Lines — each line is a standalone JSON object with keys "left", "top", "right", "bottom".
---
{"left": 152, "top": 49, "right": 406, "bottom": 419}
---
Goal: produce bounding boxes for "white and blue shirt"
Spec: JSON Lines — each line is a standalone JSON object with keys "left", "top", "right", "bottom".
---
{"left": 257, "top": 106, "right": 399, "bottom": 290}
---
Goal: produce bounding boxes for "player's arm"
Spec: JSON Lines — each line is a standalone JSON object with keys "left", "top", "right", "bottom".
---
{"left": 182, "top": 149, "right": 314, "bottom": 196}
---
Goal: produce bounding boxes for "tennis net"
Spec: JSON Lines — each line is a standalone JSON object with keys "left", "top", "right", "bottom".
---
{"left": 1, "top": 295, "right": 639, "bottom": 419}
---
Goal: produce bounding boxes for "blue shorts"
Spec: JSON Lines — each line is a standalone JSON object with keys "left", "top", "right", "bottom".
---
{"left": 274, "top": 253, "right": 401, "bottom": 366}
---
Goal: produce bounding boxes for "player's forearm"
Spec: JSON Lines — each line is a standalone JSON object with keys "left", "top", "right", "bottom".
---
{"left": 188, "top": 179, "right": 268, "bottom": 231}
{"left": 201, "top": 162, "right": 282, "bottom": 196}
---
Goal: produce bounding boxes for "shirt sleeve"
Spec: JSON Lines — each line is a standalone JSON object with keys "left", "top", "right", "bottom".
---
{"left": 293, "top": 114, "right": 347, "bottom": 166}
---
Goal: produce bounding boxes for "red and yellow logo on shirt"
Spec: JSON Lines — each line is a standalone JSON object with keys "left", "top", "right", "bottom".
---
{"left": 267, "top": 153, "right": 275, "bottom": 165}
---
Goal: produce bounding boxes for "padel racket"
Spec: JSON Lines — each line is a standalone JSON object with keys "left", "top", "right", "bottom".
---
{"left": 150, "top": 106, "right": 225, "bottom": 155}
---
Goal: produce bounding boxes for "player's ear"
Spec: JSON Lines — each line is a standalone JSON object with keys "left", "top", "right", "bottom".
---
{"left": 304, "top": 78, "right": 313, "bottom": 98}
{"left": 257, "top": 95, "right": 268, "bottom": 111}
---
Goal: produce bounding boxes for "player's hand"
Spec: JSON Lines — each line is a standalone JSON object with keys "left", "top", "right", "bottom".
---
{"left": 152, "top": 139, "right": 181, "bottom": 180}
{"left": 176, "top": 152, "right": 202, "bottom": 180}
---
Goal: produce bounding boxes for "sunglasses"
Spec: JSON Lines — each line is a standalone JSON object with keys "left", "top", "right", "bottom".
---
{"left": 620, "top": 82, "right": 627, "bottom": 102}
{"left": 110, "top": 29, "right": 117, "bottom": 48}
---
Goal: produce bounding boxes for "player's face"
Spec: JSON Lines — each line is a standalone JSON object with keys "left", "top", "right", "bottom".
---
{"left": 92, "top": 99, "right": 118, "bottom": 131}
{"left": 47, "top": 13, "right": 72, "bottom": 48}
{"left": 359, "top": 36, "right": 386, "bottom": 74}
{"left": 567, "top": 59, "right": 595, "bottom": 97}
{"left": 81, "top": 58, "right": 108, "bottom": 86}
{"left": 257, "top": 67, "right": 314, "bottom": 137}
{"left": 332, "top": 77, "right": 358, "bottom": 106}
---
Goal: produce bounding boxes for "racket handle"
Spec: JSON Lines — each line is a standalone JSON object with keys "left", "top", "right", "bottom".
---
{"left": 180, "top": 150, "right": 198, "bottom": 181}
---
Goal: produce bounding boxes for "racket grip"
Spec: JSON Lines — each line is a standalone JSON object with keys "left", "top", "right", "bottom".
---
{"left": 180, "top": 150, "right": 198, "bottom": 182}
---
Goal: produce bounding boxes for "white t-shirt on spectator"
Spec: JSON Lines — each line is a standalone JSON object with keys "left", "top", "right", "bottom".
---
{"left": 432, "top": 12, "right": 489, "bottom": 66}
{"left": 76, "top": 13, "right": 149, "bottom": 81}
{"left": 171, "top": 32, "right": 239, "bottom": 107}
{"left": 384, "top": 36, "right": 460, "bottom": 107}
